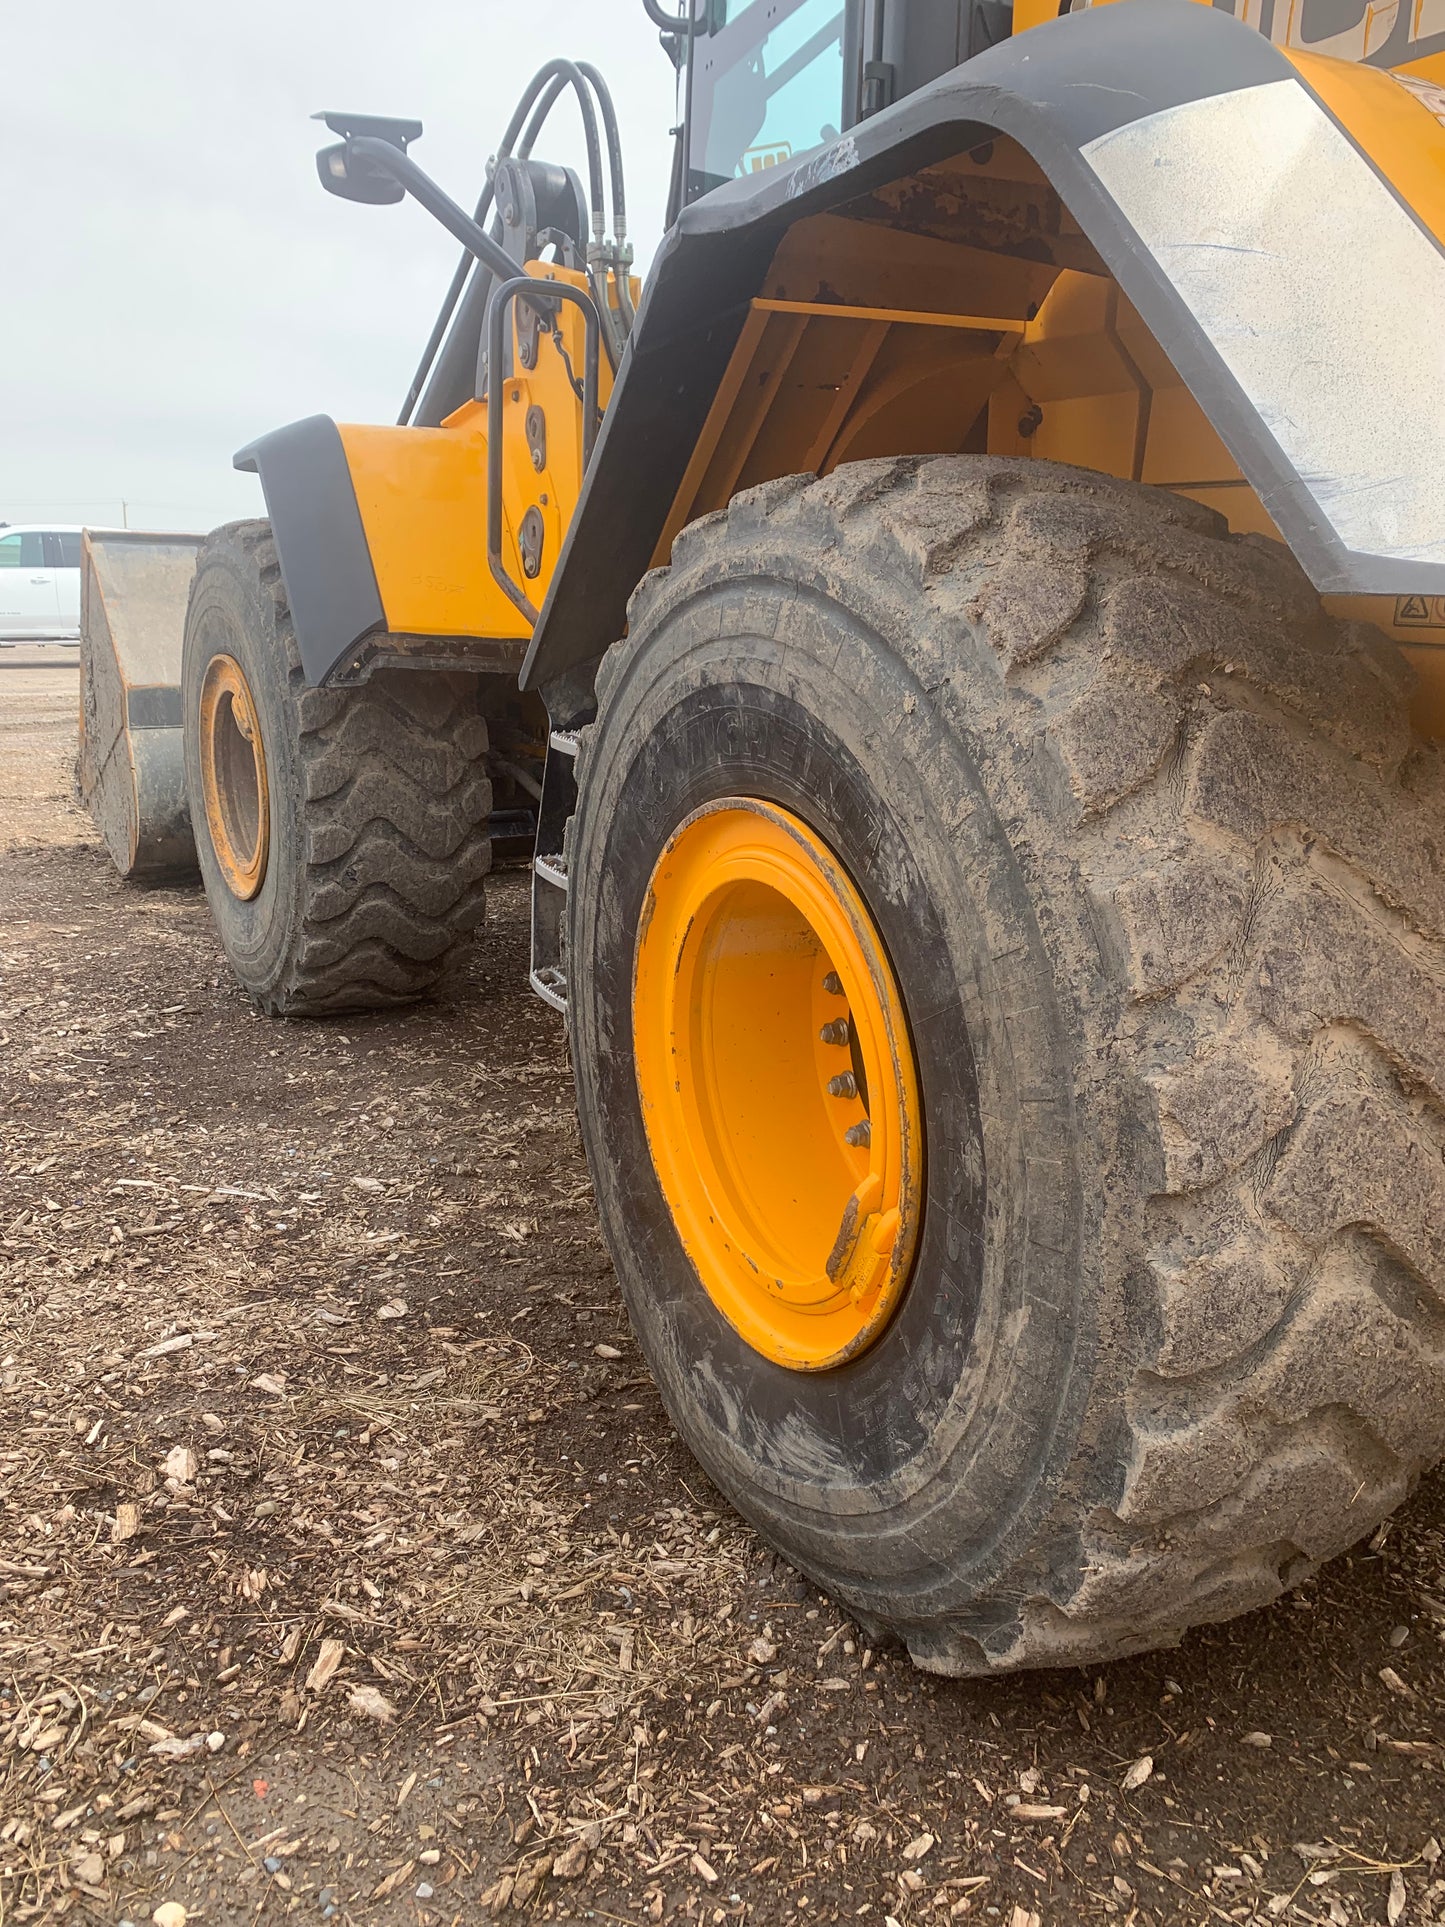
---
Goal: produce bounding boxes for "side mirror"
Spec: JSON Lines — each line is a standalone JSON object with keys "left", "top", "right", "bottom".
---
{"left": 311, "top": 112, "right": 423, "bottom": 206}
{"left": 315, "top": 141, "right": 405, "bottom": 205}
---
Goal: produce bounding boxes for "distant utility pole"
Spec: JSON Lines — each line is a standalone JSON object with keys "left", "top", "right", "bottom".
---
{"left": 121, "top": 500, "right": 129, "bottom": 529}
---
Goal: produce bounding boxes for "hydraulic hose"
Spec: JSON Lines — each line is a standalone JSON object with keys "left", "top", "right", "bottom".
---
{"left": 544, "top": 60, "right": 607, "bottom": 241}
{"left": 397, "top": 59, "right": 611, "bottom": 422}
{"left": 510, "top": 62, "right": 628, "bottom": 368}
{"left": 576, "top": 63, "right": 625, "bottom": 242}
{"left": 519, "top": 73, "right": 569, "bottom": 157}
{"left": 397, "top": 73, "right": 557, "bottom": 425}
{"left": 577, "top": 61, "right": 636, "bottom": 340}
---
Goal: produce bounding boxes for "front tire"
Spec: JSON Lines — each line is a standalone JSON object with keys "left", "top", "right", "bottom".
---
{"left": 567, "top": 456, "right": 1445, "bottom": 1674}
{"left": 182, "top": 520, "right": 493, "bottom": 1015}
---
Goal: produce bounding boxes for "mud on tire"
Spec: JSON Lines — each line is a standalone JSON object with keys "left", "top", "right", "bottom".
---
{"left": 566, "top": 454, "right": 1445, "bottom": 1674}
{"left": 182, "top": 520, "right": 492, "bottom": 1016}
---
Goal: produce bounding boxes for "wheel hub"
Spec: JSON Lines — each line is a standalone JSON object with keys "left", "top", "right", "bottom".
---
{"left": 632, "top": 799, "right": 923, "bottom": 1371}
{"left": 198, "top": 653, "right": 270, "bottom": 901}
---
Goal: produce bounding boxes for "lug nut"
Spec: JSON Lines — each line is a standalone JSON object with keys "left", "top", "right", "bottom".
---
{"left": 819, "top": 1019, "right": 850, "bottom": 1046}
{"left": 845, "top": 1120, "right": 871, "bottom": 1148}
{"left": 827, "top": 1072, "right": 858, "bottom": 1099}
{"left": 822, "top": 971, "right": 844, "bottom": 995}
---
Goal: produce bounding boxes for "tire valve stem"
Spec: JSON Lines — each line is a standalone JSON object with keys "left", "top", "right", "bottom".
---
{"left": 822, "top": 970, "right": 845, "bottom": 996}
{"left": 828, "top": 1072, "right": 858, "bottom": 1100}
{"left": 819, "top": 1019, "right": 850, "bottom": 1046}
{"left": 845, "top": 1120, "right": 871, "bottom": 1148}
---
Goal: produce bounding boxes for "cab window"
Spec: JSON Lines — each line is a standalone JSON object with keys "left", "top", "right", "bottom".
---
{"left": 689, "top": 0, "right": 845, "bottom": 199}
{"left": 48, "top": 532, "right": 83, "bottom": 568}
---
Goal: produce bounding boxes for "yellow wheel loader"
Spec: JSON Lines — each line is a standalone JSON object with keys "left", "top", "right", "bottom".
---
{"left": 82, "top": 0, "right": 1445, "bottom": 1673}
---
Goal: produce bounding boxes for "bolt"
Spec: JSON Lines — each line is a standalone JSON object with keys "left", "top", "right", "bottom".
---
{"left": 819, "top": 1020, "right": 850, "bottom": 1046}
{"left": 845, "top": 1120, "right": 871, "bottom": 1148}
{"left": 822, "top": 971, "right": 844, "bottom": 996}
{"left": 827, "top": 1073, "right": 858, "bottom": 1100}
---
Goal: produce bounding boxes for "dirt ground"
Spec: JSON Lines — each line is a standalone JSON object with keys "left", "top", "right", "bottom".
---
{"left": 2, "top": 657, "right": 1442, "bottom": 1927}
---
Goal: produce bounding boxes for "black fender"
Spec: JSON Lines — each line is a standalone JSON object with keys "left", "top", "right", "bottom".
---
{"left": 522, "top": 0, "right": 1445, "bottom": 708}
{"left": 234, "top": 416, "right": 386, "bottom": 686}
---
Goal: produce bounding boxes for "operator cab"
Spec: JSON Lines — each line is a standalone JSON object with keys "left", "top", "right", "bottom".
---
{"left": 677, "top": 0, "right": 1013, "bottom": 207}
{"left": 686, "top": 0, "right": 848, "bottom": 199}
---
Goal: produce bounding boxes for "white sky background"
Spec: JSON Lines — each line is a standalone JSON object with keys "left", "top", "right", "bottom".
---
{"left": 0, "top": 1, "right": 678, "bottom": 531}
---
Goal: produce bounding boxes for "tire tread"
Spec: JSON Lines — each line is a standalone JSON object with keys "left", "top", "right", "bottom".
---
{"left": 585, "top": 455, "right": 1445, "bottom": 1673}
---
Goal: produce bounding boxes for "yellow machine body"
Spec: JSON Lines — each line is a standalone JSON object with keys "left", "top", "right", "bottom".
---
{"left": 1013, "top": 0, "right": 1445, "bottom": 80}
{"left": 337, "top": 264, "right": 620, "bottom": 651}
{"left": 275, "top": 22, "right": 1444, "bottom": 731}
{"left": 210, "top": 2, "right": 1445, "bottom": 743}
{"left": 636, "top": 52, "right": 1445, "bottom": 734}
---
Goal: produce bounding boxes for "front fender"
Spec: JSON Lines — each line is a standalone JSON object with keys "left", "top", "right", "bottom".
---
{"left": 523, "top": 1, "right": 1445, "bottom": 703}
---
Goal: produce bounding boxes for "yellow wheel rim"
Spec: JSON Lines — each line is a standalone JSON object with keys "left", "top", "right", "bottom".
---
{"left": 633, "top": 799, "right": 923, "bottom": 1371}
{"left": 198, "top": 653, "right": 270, "bottom": 901}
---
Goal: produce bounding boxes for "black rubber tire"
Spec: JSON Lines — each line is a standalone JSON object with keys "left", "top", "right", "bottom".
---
{"left": 182, "top": 520, "right": 492, "bottom": 1016}
{"left": 566, "top": 455, "right": 1445, "bottom": 1674}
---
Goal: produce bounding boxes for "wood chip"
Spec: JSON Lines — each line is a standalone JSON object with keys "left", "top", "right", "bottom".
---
{"left": 552, "top": 1840, "right": 588, "bottom": 1878}
{"left": 304, "top": 1637, "right": 345, "bottom": 1694}
{"left": 371, "top": 1858, "right": 415, "bottom": 1899}
{"left": 1122, "top": 1755, "right": 1154, "bottom": 1791}
{"left": 1388, "top": 1870, "right": 1406, "bottom": 1925}
{"left": 347, "top": 1685, "right": 395, "bottom": 1724}
{"left": 148, "top": 1733, "right": 208, "bottom": 1759}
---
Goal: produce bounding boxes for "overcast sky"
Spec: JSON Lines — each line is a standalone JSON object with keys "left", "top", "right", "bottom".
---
{"left": 1, "top": 1, "right": 677, "bottom": 532}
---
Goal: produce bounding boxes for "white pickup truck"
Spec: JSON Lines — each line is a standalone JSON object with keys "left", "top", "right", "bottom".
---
{"left": 0, "top": 524, "right": 84, "bottom": 640}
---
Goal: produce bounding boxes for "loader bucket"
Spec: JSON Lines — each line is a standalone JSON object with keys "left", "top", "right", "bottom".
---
{"left": 77, "top": 530, "right": 203, "bottom": 879}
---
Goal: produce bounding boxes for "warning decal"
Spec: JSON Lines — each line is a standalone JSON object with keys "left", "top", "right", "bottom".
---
{"left": 1396, "top": 595, "right": 1445, "bottom": 632}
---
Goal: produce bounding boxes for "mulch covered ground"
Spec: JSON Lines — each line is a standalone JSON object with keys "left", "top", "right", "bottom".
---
{"left": 2, "top": 659, "right": 1443, "bottom": 1925}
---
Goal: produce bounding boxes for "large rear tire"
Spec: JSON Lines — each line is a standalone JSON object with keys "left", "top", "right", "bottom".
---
{"left": 182, "top": 520, "right": 492, "bottom": 1016}
{"left": 567, "top": 455, "right": 1445, "bottom": 1673}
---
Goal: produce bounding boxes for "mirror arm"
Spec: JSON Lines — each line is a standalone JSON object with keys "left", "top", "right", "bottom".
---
{"left": 345, "top": 136, "right": 521, "bottom": 286}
